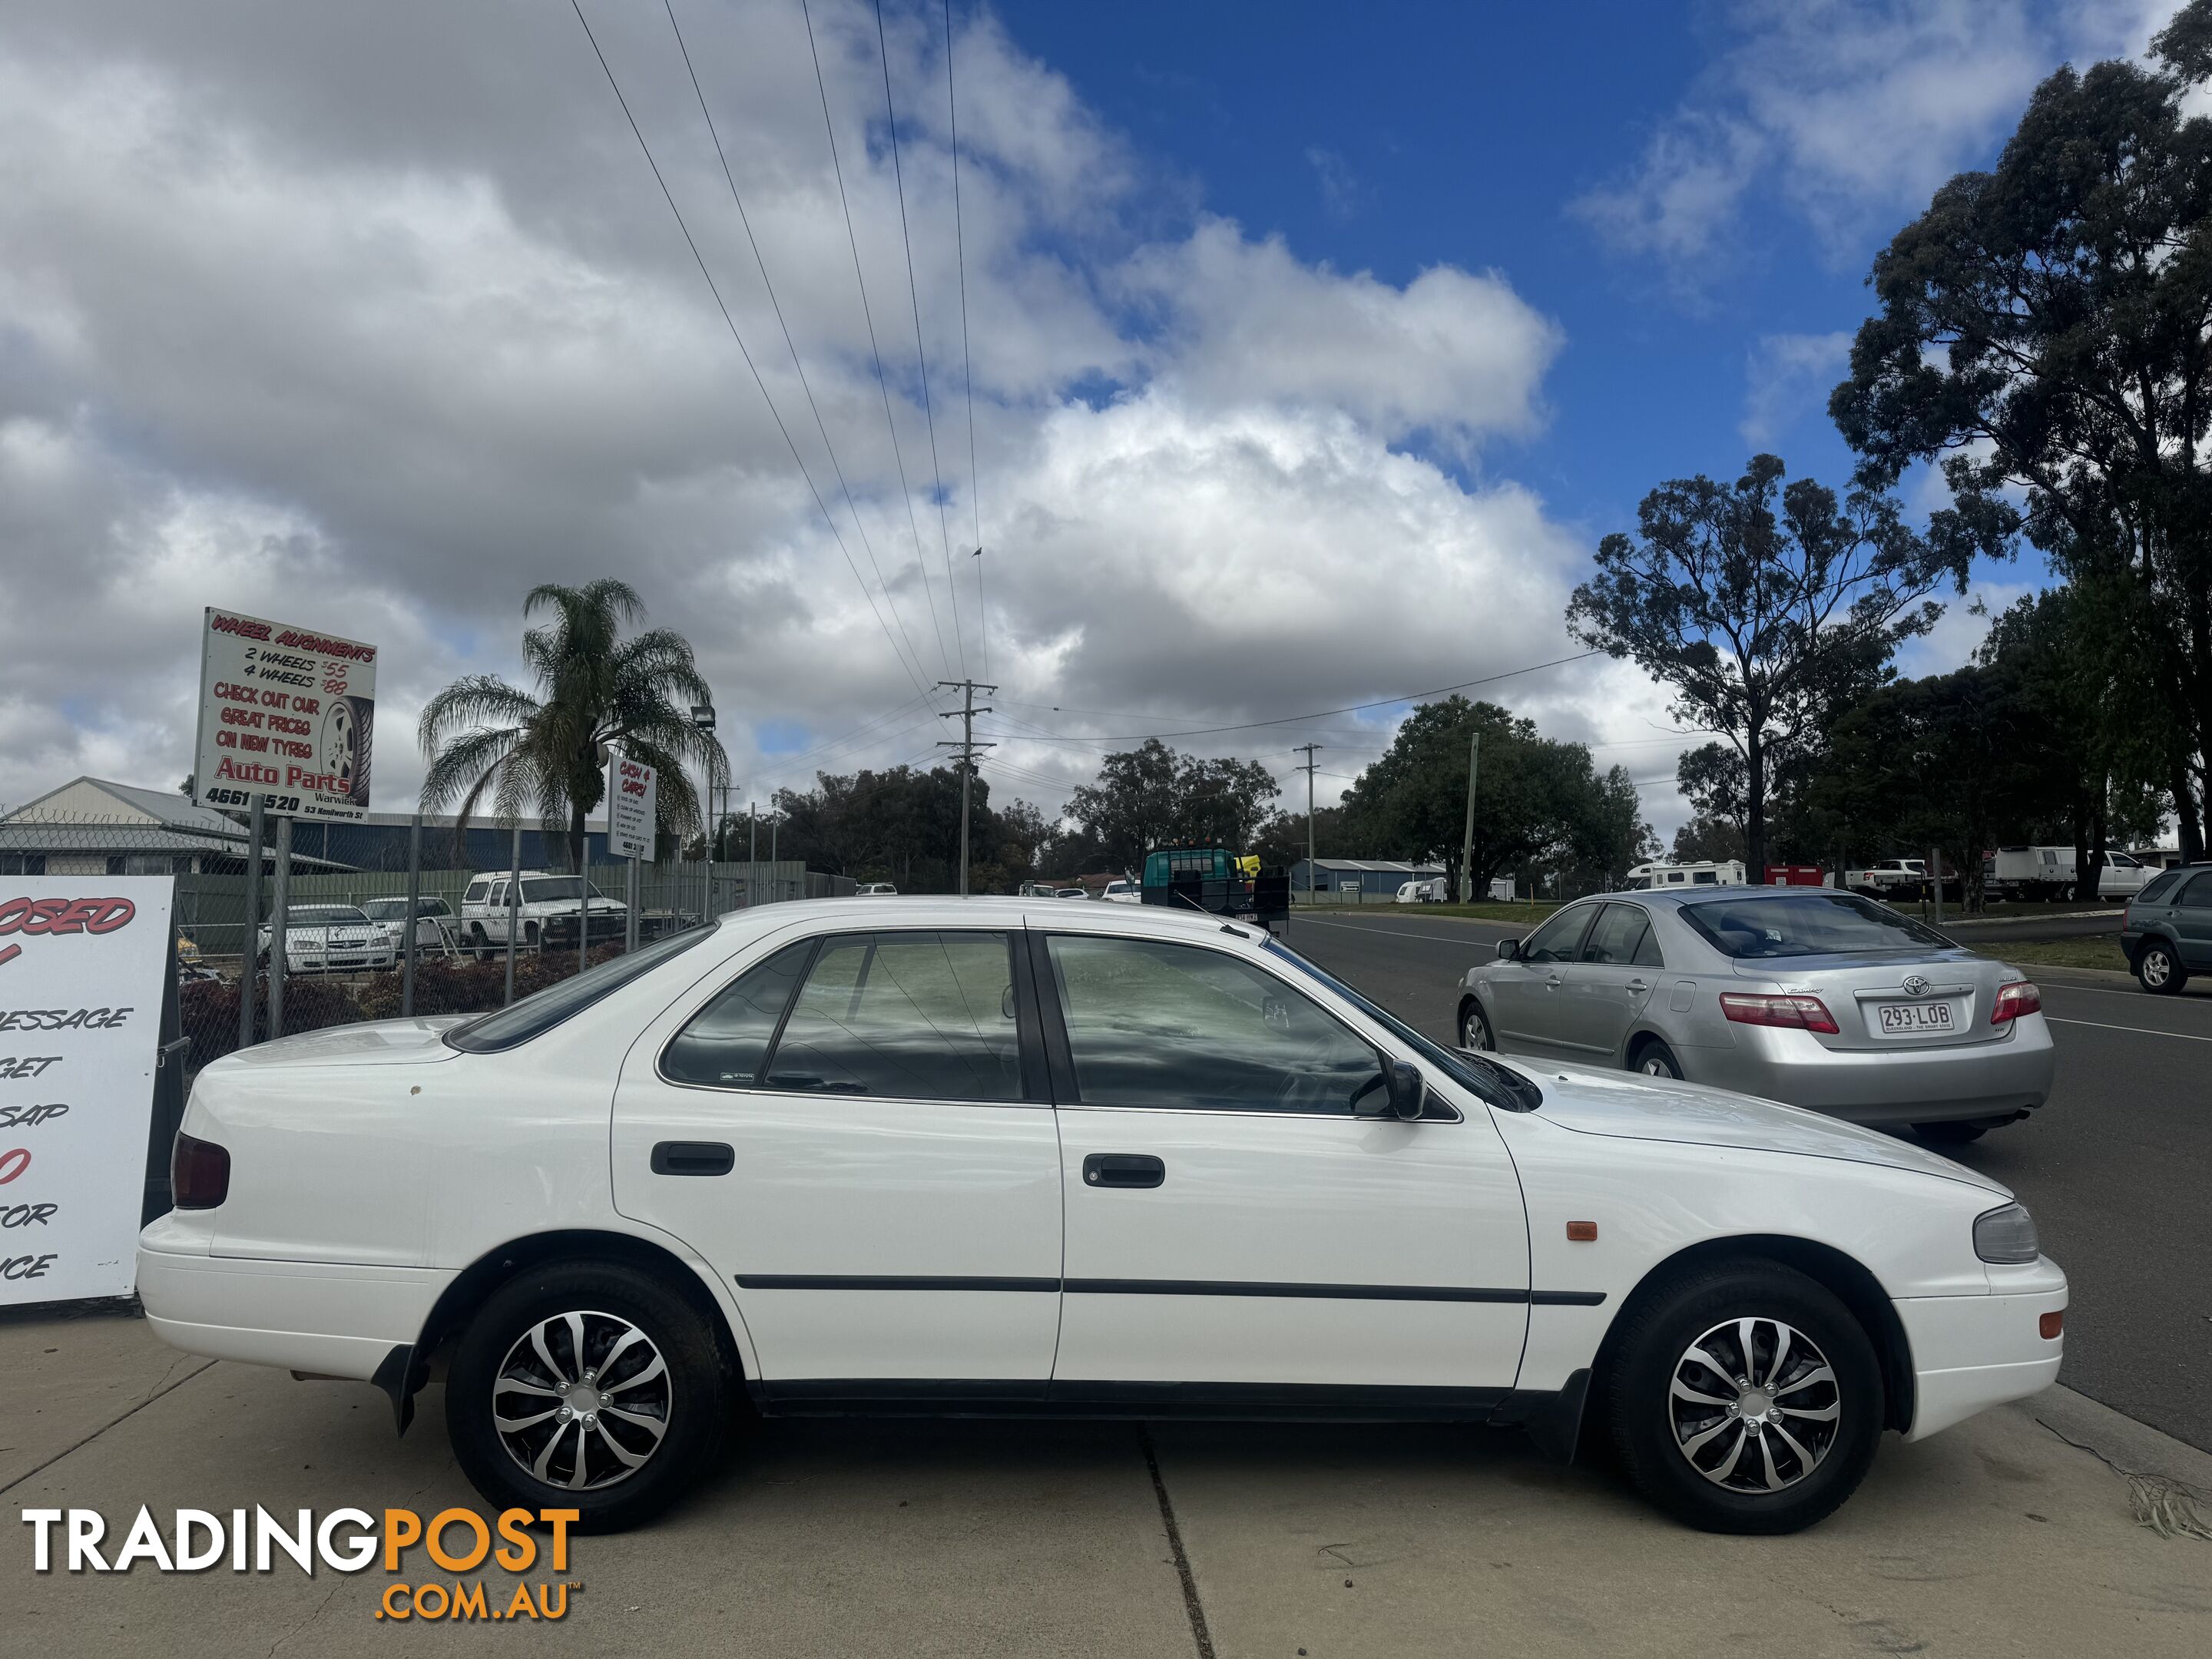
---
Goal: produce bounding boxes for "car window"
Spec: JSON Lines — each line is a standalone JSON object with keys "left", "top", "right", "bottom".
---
{"left": 2108, "top": 852, "right": 2141, "bottom": 869}
{"left": 1680, "top": 892, "right": 1950, "bottom": 958}
{"left": 1634, "top": 919, "right": 1664, "bottom": 967}
{"left": 1045, "top": 934, "right": 1383, "bottom": 1115}
{"left": 446, "top": 926, "right": 715, "bottom": 1053}
{"left": 661, "top": 940, "right": 815, "bottom": 1088}
{"left": 1581, "top": 903, "right": 1654, "bottom": 965}
{"left": 2180, "top": 870, "right": 2212, "bottom": 909}
{"left": 462, "top": 880, "right": 490, "bottom": 906}
{"left": 289, "top": 906, "right": 367, "bottom": 926}
{"left": 2137, "top": 869, "right": 2184, "bottom": 905}
{"left": 521, "top": 877, "right": 602, "bottom": 904}
{"left": 1520, "top": 906, "right": 1594, "bottom": 964}
{"left": 764, "top": 931, "right": 1021, "bottom": 1101}
{"left": 362, "top": 900, "right": 403, "bottom": 920}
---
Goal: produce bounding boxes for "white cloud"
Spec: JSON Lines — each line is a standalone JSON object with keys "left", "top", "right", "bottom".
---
{"left": 0, "top": 0, "right": 1614, "bottom": 831}
{"left": 1740, "top": 330, "right": 1852, "bottom": 448}
{"left": 1573, "top": 0, "right": 2186, "bottom": 283}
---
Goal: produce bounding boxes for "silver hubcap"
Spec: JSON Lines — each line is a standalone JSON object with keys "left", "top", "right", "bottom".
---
{"left": 1668, "top": 1316, "right": 1840, "bottom": 1493}
{"left": 1640, "top": 1055, "right": 1674, "bottom": 1077}
{"left": 1464, "top": 1011, "right": 1490, "bottom": 1049}
{"left": 2144, "top": 952, "right": 2169, "bottom": 985}
{"left": 493, "top": 1310, "right": 671, "bottom": 1491}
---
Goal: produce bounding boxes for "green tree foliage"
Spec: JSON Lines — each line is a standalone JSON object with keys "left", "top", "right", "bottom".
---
{"left": 1811, "top": 666, "right": 2046, "bottom": 912}
{"left": 1671, "top": 813, "right": 1747, "bottom": 866}
{"left": 1060, "top": 739, "right": 1281, "bottom": 873}
{"left": 1335, "top": 697, "right": 1648, "bottom": 896}
{"left": 1568, "top": 455, "right": 1969, "bottom": 882}
{"left": 1831, "top": 5, "right": 2212, "bottom": 855}
{"left": 770, "top": 765, "right": 1044, "bottom": 893}
{"left": 417, "top": 581, "right": 726, "bottom": 871}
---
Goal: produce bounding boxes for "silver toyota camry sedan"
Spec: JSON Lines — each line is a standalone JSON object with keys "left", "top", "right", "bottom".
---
{"left": 1456, "top": 887, "right": 2055, "bottom": 1143}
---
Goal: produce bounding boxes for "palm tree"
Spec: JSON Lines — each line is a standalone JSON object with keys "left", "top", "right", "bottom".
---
{"left": 418, "top": 581, "right": 727, "bottom": 872}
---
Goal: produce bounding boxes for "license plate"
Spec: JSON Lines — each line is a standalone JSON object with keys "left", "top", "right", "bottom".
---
{"left": 1875, "top": 1002, "right": 1955, "bottom": 1036}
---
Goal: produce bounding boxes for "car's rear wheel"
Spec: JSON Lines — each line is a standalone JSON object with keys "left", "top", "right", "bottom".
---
{"left": 1604, "top": 1260, "right": 1882, "bottom": 1535}
{"left": 469, "top": 922, "right": 491, "bottom": 962}
{"left": 1631, "top": 1038, "right": 1683, "bottom": 1080}
{"left": 1458, "top": 999, "right": 1495, "bottom": 1051}
{"left": 445, "top": 1261, "right": 731, "bottom": 1533}
{"left": 2136, "top": 940, "right": 2186, "bottom": 995}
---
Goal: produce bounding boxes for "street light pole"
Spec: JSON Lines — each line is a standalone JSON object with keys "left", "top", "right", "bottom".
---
{"left": 1293, "top": 743, "right": 1323, "bottom": 906}
{"left": 1459, "top": 730, "right": 1481, "bottom": 904}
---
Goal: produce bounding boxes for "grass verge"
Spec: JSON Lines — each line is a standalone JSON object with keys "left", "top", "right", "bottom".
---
{"left": 1299, "top": 902, "right": 1561, "bottom": 924}
{"left": 1970, "top": 937, "right": 2131, "bottom": 974}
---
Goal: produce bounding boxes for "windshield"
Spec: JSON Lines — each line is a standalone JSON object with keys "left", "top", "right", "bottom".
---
{"left": 361, "top": 900, "right": 406, "bottom": 920}
{"left": 1263, "top": 937, "right": 1541, "bottom": 1111}
{"left": 520, "top": 877, "right": 604, "bottom": 904}
{"left": 288, "top": 906, "right": 367, "bottom": 926}
{"left": 445, "top": 926, "right": 714, "bottom": 1053}
{"left": 1679, "top": 892, "right": 1952, "bottom": 959}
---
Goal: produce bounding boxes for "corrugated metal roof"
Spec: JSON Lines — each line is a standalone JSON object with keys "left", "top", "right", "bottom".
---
{"left": 2, "top": 776, "right": 247, "bottom": 836}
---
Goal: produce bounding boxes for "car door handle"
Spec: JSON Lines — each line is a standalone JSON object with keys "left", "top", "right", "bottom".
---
{"left": 1082, "top": 1153, "right": 1165, "bottom": 1189}
{"left": 1626, "top": 979, "right": 1650, "bottom": 993}
{"left": 1542, "top": 973, "right": 1564, "bottom": 988}
{"left": 651, "top": 1141, "right": 734, "bottom": 1177}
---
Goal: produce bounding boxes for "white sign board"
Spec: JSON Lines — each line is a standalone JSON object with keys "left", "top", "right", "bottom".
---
{"left": 607, "top": 750, "right": 657, "bottom": 860}
{"left": 0, "top": 878, "right": 174, "bottom": 1305}
{"left": 193, "top": 608, "right": 377, "bottom": 821}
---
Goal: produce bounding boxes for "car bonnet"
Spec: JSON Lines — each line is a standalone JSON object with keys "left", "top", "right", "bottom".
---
{"left": 1495, "top": 1058, "right": 2010, "bottom": 1194}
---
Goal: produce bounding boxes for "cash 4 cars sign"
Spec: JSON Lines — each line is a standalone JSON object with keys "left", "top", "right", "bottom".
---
{"left": 193, "top": 608, "right": 376, "bottom": 821}
{"left": 0, "top": 879, "right": 174, "bottom": 1305}
{"left": 606, "top": 749, "right": 657, "bottom": 860}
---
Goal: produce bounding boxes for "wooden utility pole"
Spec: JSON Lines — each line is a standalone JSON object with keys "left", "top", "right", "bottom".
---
{"left": 1459, "top": 731, "right": 1481, "bottom": 903}
{"left": 1293, "top": 743, "right": 1323, "bottom": 902}
{"left": 938, "top": 680, "right": 997, "bottom": 895}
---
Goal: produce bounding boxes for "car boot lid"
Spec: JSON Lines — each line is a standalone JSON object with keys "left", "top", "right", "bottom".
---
{"left": 211, "top": 1015, "right": 472, "bottom": 1070}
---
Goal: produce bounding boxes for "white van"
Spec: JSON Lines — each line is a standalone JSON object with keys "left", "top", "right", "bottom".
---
{"left": 1393, "top": 877, "right": 1447, "bottom": 904}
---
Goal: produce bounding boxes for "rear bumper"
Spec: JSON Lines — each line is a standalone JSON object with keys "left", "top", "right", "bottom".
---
{"left": 137, "top": 1234, "right": 449, "bottom": 1382}
{"left": 1686, "top": 1020, "right": 2055, "bottom": 1125}
{"left": 1895, "top": 1265, "right": 2067, "bottom": 1440}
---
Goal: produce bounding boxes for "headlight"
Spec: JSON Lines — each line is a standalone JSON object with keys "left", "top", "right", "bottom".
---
{"left": 1973, "top": 1202, "right": 2040, "bottom": 1263}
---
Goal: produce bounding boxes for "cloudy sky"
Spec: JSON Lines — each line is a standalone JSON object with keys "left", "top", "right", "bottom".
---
{"left": 0, "top": 0, "right": 2187, "bottom": 836}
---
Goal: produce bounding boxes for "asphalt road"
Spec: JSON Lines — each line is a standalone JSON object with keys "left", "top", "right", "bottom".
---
{"left": 1280, "top": 908, "right": 2212, "bottom": 1453}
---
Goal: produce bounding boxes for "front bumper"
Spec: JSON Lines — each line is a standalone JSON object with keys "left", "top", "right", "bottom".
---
{"left": 1895, "top": 1260, "right": 2067, "bottom": 1439}
{"left": 1686, "top": 1017, "right": 2056, "bottom": 1125}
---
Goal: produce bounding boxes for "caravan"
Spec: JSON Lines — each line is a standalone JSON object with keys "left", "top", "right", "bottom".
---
{"left": 1622, "top": 859, "right": 1747, "bottom": 892}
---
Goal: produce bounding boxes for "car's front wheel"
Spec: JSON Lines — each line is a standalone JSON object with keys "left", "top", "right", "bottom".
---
{"left": 2136, "top": 939, "right": 2186, "bottom": 995}
{"left": 1604, "top": 1260, "right": 1883, "bottom": 1535}
{"left": 445, "top": 1261, "right": 732, "bottom": 1533}
{"left": 1458, "top": 999, "right": 1495, "bottom": 1051}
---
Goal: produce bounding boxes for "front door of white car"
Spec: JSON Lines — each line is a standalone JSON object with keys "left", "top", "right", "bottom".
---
{"left": 1035, "top": 929, "right": 1531, "bottom": 1399}
{"left": 611, "top": 926, "right": 1063, "bottom": 1397}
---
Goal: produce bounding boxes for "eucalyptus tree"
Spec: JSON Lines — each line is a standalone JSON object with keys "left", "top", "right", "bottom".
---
{"left": 418, "top": 580, "right": 727, "bottom": 871}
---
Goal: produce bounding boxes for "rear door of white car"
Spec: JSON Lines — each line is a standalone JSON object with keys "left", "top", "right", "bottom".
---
{"left": 1035, "top": 927, "right": 1530, "bottom": 1406}
{"left": 611, "top": 925, "right": 1063, "bottom": 1402}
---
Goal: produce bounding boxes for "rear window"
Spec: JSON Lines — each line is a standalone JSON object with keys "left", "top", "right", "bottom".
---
{"left": 1680, "top": 892, "right": 1951, "bottom": 959}
{"left": 445, "top": 926, "right": 714, "bottom": 1053}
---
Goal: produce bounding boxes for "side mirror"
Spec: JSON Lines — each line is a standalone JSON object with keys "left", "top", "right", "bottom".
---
{"left": 1386, "top": 1060, "right": 1425, "bottom": 1121}
{"left": 1495, "top": 938, "right": 1521, "bottom": 962}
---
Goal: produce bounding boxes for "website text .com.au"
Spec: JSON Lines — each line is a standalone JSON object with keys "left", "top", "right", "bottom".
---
{"left": 20, "top": 1505, "right": 580, "bottom": 1623}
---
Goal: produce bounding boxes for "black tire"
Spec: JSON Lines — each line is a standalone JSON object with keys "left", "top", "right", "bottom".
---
{"left": 1605, "top": 1260, "right": 1883, "bottom": 1535}
{"left": 1630, "top": 1038, "right": 1683, "bottom": 1081}
{"left": 1458, "top": 998, "right": 1495, "bottom": 1051}
{"left": 445, "top": 1261, "right": 732, "bottom": 1533}
{"left": 470, "top": 922, "right": 491, "bottom": 962}
{"left": 2136, "top": 939, "right": 2187, "bottom": 995}
{"left": 524, "top": 922, "right": 541, "bottom": 953}
{"left": 1912, "top": 1121, "right": 1987, "bottom": 1144}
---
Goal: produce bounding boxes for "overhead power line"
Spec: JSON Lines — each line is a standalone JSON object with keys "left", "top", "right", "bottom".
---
{"left": 661, "top": 0, "right": 931, "bottom": 693}
{"left": 800, "top": 0, "right": 951, "bottom": 678}
{"left": 569, "top": 0, "right": 932, "bottom": 700}
{"left": 873, "top": 0, "right": 965, "bottom": 677}
{"left": 944, "top": 0, "right": 986, "bottom": 681}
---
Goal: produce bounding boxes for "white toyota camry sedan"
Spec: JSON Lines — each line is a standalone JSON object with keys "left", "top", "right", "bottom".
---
{"left": 139, "top": 897, "right": 2065, "bottom": 1535}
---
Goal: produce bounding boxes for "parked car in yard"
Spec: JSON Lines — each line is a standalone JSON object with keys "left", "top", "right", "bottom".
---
{"left": 253, "top": 904, "right": 396, "bottom": 975}
{"left": 1985, "top": 846, "right": 2157, "bottom": 902}
{"left": 1458, "top": 887, "right": 2053, "bottom": 1144}
{"left": 853, "top": 882, "right": 898, "bottom": 897}
{"left": 2120, "top": 862, "right": 2212, "bottom": 994}
{"left": 459, "top": 871, "right": 628, "bottom": 958}
{"left": 144, "top": 896, "right": 2062, "bottom": 1538}
{"left": 360, "top": 896, "right": 457, "bottom": 953}
{"left": 1099, "top": 879, "right": 1141, "bottom": 905}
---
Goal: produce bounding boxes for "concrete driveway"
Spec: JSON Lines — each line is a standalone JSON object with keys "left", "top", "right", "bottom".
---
{"left": 6, "top": 1310, "right": 2209, "bottom": 1657}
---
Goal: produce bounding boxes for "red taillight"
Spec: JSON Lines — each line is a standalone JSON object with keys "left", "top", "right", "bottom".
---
{"left": 171, "top": 1133, "right": 230, "bottom": 1210}
{"left": 1991, "top": 981, "right": 2042, "bottom": 1025}
{"left": 1718, "top": 992, "right": 1840, "bottom": 1035}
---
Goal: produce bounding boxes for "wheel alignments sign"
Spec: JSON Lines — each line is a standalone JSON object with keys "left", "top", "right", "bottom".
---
{"left": 0, "top": 881, "right": 174, "bottom": 1303}
{"left": 193, "top": 608, "right": 376, "bottom": 820}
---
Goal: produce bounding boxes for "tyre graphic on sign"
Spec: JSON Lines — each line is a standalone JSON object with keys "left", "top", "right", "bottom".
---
{"left": 318, "top": 694, "right": 374, "bottom": 809}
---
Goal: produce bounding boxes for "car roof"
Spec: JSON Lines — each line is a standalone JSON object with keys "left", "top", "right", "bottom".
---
{"left": 711, "top": 892, "right": 1247, "bottom": 943}
{"left": 1583, "top": 886, "right": 1850, "bottom": 910}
